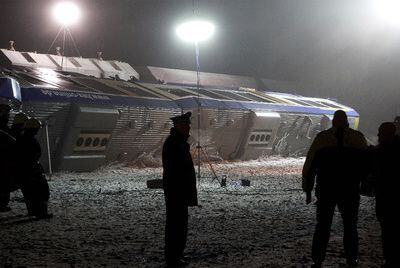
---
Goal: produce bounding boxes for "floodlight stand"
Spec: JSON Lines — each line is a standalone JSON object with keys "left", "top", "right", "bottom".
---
{"left": 193, "top": 42, "right": 222, "bottom": 186}
{"left": 61, "top": 27, "right": 67, "bottom": 69}
{"left": 192, "top": 145, "right": 221, "bottom": 184}
{"left": 45, "top": 121, "right": 53, "bottom": 180}
{"left": 47, "top": 26, "right": 81, "bottom": 70}
{"left": 195, "top": 41, "right": 201, "bottom": 183}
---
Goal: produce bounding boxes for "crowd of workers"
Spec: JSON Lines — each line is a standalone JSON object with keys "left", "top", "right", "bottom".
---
{"left": 301, "top": 111, "right": 399, "bottom": 268}
{"left": 0, "top": 103, "right": 52, "bottom": 219}
{"left": 164, "top": 110, "right": 399, "bottom": 268}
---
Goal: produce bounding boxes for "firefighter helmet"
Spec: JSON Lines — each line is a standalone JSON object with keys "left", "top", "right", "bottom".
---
{"left": 25, "top": 118, "right": 42, "bottom": 129}
{"left": 13, "top": 112, "right": 28, "bottom": 125}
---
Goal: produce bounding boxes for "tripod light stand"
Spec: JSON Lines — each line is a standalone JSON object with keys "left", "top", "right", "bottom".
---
{"left": 48, "top": 2, "right": 82, "bottom": 69}
{"left": 176, "top": 20, "right": 215, "bottom": 182}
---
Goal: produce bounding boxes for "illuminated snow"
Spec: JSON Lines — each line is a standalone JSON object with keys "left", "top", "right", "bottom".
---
{"left": 0, "top": 157, "right": 381, "bottom": 267}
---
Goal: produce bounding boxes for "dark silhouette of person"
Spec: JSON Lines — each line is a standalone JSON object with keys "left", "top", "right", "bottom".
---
{"left": 370, "top": 122, "right": 400, "bottom": 267}
{"left": 302, "top": 110, "right": 368, "bottom": 267}
{"left": 0, "top": 103, "right": 17, "bottom": 212}
{"left": 7, "top": 112, "right": 29, "bottom": 195}
{"left": 18, "top": 117, "right": 52, "bottom": 218}
{"left": 393, "top": 116, "right": 399, "bottom": 135}
{"left": 162, "top": 111, "right": 198, "bottom": 267}
{"left": 10, "top": 112, "right": 28, "bottom": 139}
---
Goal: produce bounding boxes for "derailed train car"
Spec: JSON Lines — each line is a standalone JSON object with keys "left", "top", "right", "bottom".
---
{"left": 0, "top": 48, "right": 360, "bottom": 172}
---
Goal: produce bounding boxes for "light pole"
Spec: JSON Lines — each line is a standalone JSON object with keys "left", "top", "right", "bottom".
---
{"left": 176, "top": 20, "right": 215, "bottom": 182}
{"left": 48, "top": 1, "right": 81, "bottom": 69}
{"left": 45, "top": 1, "right": 81, "bottom": 177}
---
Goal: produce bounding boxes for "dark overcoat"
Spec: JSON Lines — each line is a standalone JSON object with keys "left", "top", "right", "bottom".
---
{"left": 0, "top": 127, "right": 16, "bottom": 191}
{"left": 18, "top": 132, "right": 49, "bottom": 202}
{"left": 162, "top": 128, "right": 198, "bottom": 207}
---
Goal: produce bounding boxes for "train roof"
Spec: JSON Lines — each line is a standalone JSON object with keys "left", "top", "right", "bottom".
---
{"left": 0, "top": 48, "right": 139, "bottom": 81}
{"left": 0, "top": 48, "right": 358, "bottom": 117}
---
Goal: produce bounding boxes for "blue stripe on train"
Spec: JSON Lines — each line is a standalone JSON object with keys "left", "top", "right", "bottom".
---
{"left": 21, "top": 87, "right": 180, "bottom": 109}
{"left": 20, "top": 87, "right": 359, "bottom": 117}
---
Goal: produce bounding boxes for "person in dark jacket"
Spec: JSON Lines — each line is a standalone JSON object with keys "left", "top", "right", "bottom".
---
{"left": 0, "top": 103, "right": 16, "bottom": 212}
{"left": 394, "top": 116, "right": 399, "bottom": 135}
{"left": 10, "top": 112, "right": 28, "bottom": 139}
{"left": 302, "top": 110, "right": 368, "bottom": 267}
{"left": 7, "top": 112, "right": 29, "bottom": 194}
{"left": 162, "top": 111, "right": 198, "bottom": 267}
{"left": 370, "top": 122, "right": 400, "bottom": 267}
{"left": 18, "top": 117, "right": 52, "bottom": 219}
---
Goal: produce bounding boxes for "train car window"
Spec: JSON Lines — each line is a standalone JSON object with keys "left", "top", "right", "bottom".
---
{"left": 54, "top": 71, "right": 83, "bottom": 77}
{"left": 21, "top": 53, "right": 36, "bottom": 63}
{"left": 189, "top": 88, "right": 231, "bottom": 100}
{"left": 284, "top": 98, "right": 312, "bottom": 106}
{"left": 84, "top": 137, "right": 92, "bottom": 147}
{"left": 76, "top": 137, "right": 84, "bottom": 147}
{"left": 17, "top": 69, "right": 97, "bottom": 92}
{"left": 73, "top": 78, "right": 127, "bottom": 95}
{"left": 15, "top": 73, "right": 49, "bottom": 87}
{"left": 302, "top": 100, "right": 330, "bottom": 107}
{"left": 317, "top": 101, "right": 343, "bottom": 109}
{"left": 92, "top": 137, "right": 100, "bottom": 146}
{"left": 235, "top": 92, "right": 275, "bottom": 103}
{"left": 118, "top": 85, "right": 162, "bottom": 98}
{"left": 212, "top": 91, "right": 251, "bottom": 101}
{"left": 157, "top": 87, "right": 196, "bottom": 97}
{"left": 53, "top": 78, "right": 97, "bottom": 92}
{"left": 100, "top": 138, "right": 108, "bottom": 146}
{"left": 261, "top": 94, "right": 294, "bottom": 104}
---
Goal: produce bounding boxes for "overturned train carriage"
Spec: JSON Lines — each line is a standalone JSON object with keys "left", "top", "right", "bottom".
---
{"left": 0, "top": 49, "right": 360, "bottom": 172}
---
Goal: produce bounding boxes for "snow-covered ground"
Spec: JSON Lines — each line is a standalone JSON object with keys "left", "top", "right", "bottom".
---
{"left": 0, "top": 157, "right": 382, "bottom": 267}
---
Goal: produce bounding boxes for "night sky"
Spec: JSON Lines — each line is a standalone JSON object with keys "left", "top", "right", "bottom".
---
{"left": 1, "top": 0, "right": 399, "bottom": 134}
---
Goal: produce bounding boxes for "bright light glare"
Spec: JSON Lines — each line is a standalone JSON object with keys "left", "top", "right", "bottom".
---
{"left": 37, "top": 68, "right": 60, "bottom": 84}
{"left": 373, "top": 0, "right": 400, "bottom": 25}
{"left": 52, "top": 2, "right": 81, "bottom": 26}
{"left": 176, "top": 20, "right": 215, "bottom": 43}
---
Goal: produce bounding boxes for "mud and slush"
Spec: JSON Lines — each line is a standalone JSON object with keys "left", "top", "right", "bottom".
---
{"left": 0, "top": 157, "right": 381, "bottom": 267}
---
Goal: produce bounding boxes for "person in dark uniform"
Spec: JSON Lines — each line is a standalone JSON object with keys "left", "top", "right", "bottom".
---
{"left": 162, "top": 112, "right": 198, "bottom": 267}
{"left": 370, "top": 122, "right": 400, "bottom": 267}
{"left": 18, "top": 117, "right": 52, "bottom": 218}
{"left": 3, "top": 112, "right": 30, "bottom": 205}
{"left": 10, "top": 112, "right": 28, "bottom": 139}
{"left": 302, "top": 110, "right": 368, "bottom": 267}
{"left": 0, "top": 103, "right": 16, "bottom": 212}
{"left": 393, "top": 116, "right": 399, "bottom": 135}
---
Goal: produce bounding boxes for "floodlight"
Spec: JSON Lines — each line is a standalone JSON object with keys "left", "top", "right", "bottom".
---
{"left": 52, "top": 2, "right": 81, "bottom": 27}
{"left": 175, "top": 19, "right": 216, "bottom": 183}
{"left": 373, "top": 0, "right": 400, "bottom": 25}
{"left": 176, "top": 20, "right": 215, "bottom": 43}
